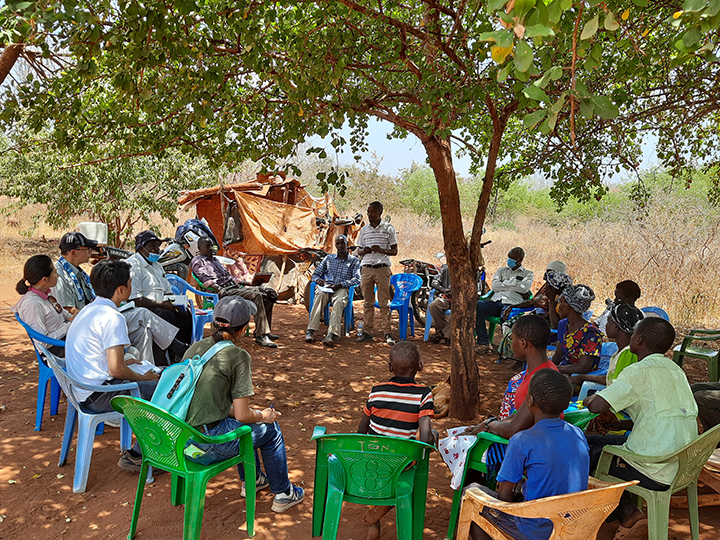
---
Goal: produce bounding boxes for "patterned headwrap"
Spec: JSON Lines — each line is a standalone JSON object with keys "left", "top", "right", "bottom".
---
{"left": 561, "top": 284, "right": 596, "bottom": 314}
{"left": 544, "top": 269, "right": 573, "bottom": 292}
{"left": 609, "top": 303, "right": 645, "bottom": 335}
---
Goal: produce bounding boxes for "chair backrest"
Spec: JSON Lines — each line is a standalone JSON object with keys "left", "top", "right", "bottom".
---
{"left": 641, "top": 306, "right": 670, "bottom": 321}
{"left": 314, "top": 432, "right": 433, "bottom": 501}
{"left": 389, "top": 273, "right": 423, "bottom": 305}
{"left": 669, "top": 423, "right": 720, "bottom": 492}
{"left": 34, "top": 343, "right": 86, "bottom": 411}
{"left": 111, "top": 395, "right": 223, "bottom": 474}
{"left": 15, "top": 312, "right": 65, "bottom": 368}
{"left": 598, "top": 341, "right": 619, "bottom": 371}
{"left": 167, "top": 273, "right": 190, "bottom": 295}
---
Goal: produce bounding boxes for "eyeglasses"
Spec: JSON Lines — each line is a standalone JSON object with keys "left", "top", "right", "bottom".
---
{"left": 47, "top": 295, "right": 63, "bottom": 314}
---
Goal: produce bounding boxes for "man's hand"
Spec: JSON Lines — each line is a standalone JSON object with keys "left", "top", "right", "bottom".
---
{"left": 141, "top": 371, "right": 160, "bottom": 381}
{"left": 260, "top": 407, "right": 280, "bottom": 423}
{"left": 463, "top": 423, "right": 487, "bottom": 436}
{"left": 124, "top": 357, "right": 141, "bottom": 366}
{"left": 362, "top": 246, "right": 372, "bottom": 254}
{"left": 330, "top": 283, "right": 343, "bottom": 291}
{"left": 370, "top": 245, "right": 384, "bottom": 253}
{"left": 569, "top": 374, "right": 586, "bottom": 385}
{"left": 161, "top": 300, "right": 176, "bottom": 311}
{"left": 316, "top": 279, "right": 326, "bottom": 286}
{"left": 66, "top": 307, "right": 79, "bottom": 316}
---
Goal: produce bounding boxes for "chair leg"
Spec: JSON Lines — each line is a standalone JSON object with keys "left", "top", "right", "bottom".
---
{"left": 72, "top": 415, "right": 101, "bottom": 493}
{"left": 171, "top": 475, "right": 186, "bottom": 506}
{"left": 398, "top": 307, "right": 408, "bottom": 340}
{"left": 447, "top": 489, "right": 463, "bottom": 540}
{"left": 183, "top": 475, "right": 209, "bottom": 540}
{"left": 244, "top": 452, "right": 256, "bottom": 537}
{"left": 321, "top": 483, "right": 345, "bottom": 540}
{"left": 396, "top": 491, "right": 413, "bottom": 540}
{"left": 687, "top": 482, "right": 700, "bottom": 540}
{"left": 128, "top": 461, "right": 149, "bottom": 539}
{"left": 409, "top": 308, "right": 415, "bottom": 337}
{"left": 312, "top": 460, "right": 329, "bottom": 537}
{"left": 709, "top": 357, "right": 719, "bottom": 383}
{"left": 59, "top": 404, "right": 78, "bottom": 466}
{"left": 120, "top": 417, "right": 133, "bottom": 451}
{"left": 49, "top": 376, "right": 61, "bottom": 416}
{"left": 646, "top": 492, "right": 671, "bottom": 540}
{"left": 35, "top": 368, "right": 52, "bottom": 431}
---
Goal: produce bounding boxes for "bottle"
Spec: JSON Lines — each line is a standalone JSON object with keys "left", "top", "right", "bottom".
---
{"left": 357, "top": 321, "right": 363, "bottom": 336}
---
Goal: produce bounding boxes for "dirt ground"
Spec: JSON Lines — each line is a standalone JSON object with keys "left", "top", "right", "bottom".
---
{"left": 1, "top": 280, "right": 719, "bottom": 540}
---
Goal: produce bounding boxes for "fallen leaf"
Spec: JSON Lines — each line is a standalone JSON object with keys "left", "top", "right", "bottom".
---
{"left": 65, "top": 517, "right": 71, "bottom": 522}
{"left": 57, "top": 474, "right": 65, "bottom": 479}
{"left": 31, "top": 474, "right": 41, "bottom": 479}
{"left": 8, "top": 480, "right": 16, "bottom": 484}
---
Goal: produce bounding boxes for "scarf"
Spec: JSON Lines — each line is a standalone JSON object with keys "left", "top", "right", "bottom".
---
{"left": 544, "top": 269, "right": 573, "bottom": 291}
{"left": 562, "top": 284, "right": 595, "bottom": 314}
{"left": 58, "top": 256, "right": 95, "bottom": 303}
{"left": 610, "top": 302, "right": 644, "bottom": 335}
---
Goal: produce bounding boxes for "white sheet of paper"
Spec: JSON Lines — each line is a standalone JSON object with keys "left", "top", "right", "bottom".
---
{"left": 128, "top": 360, "right": 162, "bottom": 375}
{"left": 118, "top": 301, "right": 135, "bottom": 313}
{"left": 317, "top": 286, "right": 334, "bottom": 294}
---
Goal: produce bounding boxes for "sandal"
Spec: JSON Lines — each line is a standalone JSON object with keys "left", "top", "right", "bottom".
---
{"left": 612, "top": 518, "right": 648, "bottom": 540}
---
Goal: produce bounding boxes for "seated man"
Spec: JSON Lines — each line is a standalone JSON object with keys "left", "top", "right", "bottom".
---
{"left": 304, "top": 235, "right": 360, "bottom": 347}
{"left": 692, "top": 382, "right": 720, "bottom": 432}
{"left": 126, "top": 230, "right": 194, "bottom": 351}
{"left": 585, "top": 318, "right": 698, "bottom": 539}
{"left": 428, "top": 263, "right": 484, "bottom": 345}
{"left": 476, "top": 247, "right": 533, "bottom": 354}
{"left": 190, "top": 237, "right": 278, "bottom": 348}
{"left": 65, "top": 259, "right": 159, "bottom": 472}
{"left": 53, "top": 231, "right": 185, "bottom": 366}
{"left": 466, "top": 369, "right": 589, "bottom": 540}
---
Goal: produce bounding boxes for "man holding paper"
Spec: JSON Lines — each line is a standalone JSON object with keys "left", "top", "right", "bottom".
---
{"left": 305, "top": 235, "right": 361, "bottom": 347}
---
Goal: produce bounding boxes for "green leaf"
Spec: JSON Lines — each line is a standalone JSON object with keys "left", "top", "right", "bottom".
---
{"left": 497, "top": 64, "right": 512, "bottom": 81}
{"left": 478, "top": 31, "right": 502, "bottom": 42}
{"left": 523, "top": 85, "right": 549, "bottom": 102}
{"left": 682, "top": 0, "right": 707, "bottom": 12}
{"left": 514, "top": 40, "right": 533, "bottom": 72}
{"left": 560, "top": 0, "right": 572, "bottom": 9}
{"left": 682, "top": 28, "right": 702, "bottom": 48}
{"left": 591, "top": 95, "right": 619, "bottom": 119}
{"left": 523, "top": 110, "right": 547, "bottom": 129}
{"left": 535, "top": 66, "right": 563, "bottom": 88}
{"left": 604, "top": 13, "right": 620, "bottom": 31}
{"left": 514, "top": 0, "right": 537, "bottom": 18}
{"left": 548, "top": 0, "right": 563, "bottom": 23}
{"left": 580, "top": 14, "right": 599, "bottom": 40}
{"left": 525, "top": 24, "right": 555, "bottom": 38}
{"left": 14, "top": 2, "right": 34, "bottom": 10}
{"left": 580, "top": 98, "right": 594, "bottom": 119}
{"left": 632, "top": 0, "right": 648, "bottom": 6}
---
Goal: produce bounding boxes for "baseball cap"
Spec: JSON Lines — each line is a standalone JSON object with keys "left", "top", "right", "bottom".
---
{"left": 213, "top": 296, "right": 257, "bottom": 328}
{"left": 135, "top": 230, "right": 162, "bottom": 251}
{"left": 59, "top": 232, "right": 98, "bottom": 252}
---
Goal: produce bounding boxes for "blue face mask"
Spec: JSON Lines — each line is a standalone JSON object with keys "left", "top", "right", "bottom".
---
{"left": 507, "top": 258, "right": 518, "bottom": 269}
{"left": 147, "top": 252, "right": 161, "bottom": 263}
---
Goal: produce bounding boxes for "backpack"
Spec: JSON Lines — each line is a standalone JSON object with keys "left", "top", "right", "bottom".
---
{"left": 151, "top": 340, "right": 233, "bottom": 421}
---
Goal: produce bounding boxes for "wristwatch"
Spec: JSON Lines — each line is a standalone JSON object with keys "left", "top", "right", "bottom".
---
{"left": 484, "top": 416, "right": 498, "bottom": 434}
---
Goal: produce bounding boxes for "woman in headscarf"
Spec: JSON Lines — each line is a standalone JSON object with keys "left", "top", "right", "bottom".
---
{"left": 552, "top": 284, "right": 603, "bottom": 374}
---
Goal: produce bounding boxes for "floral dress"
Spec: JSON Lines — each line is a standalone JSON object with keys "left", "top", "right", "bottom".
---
{"left": 557, "top": 319, "right": 603, "bottom": 368}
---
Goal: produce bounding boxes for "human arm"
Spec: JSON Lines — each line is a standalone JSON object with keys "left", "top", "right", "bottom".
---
{"left": 463, "top": 400, "right": 534, "bottom": 439}
{"left": 370, "top": 243, "right": 397, "bottom": 255}
{"left": 231, "top": 396, "right": 279, "bottom": 424}
{"left": 311, "top": 257, "right": 329, "bottom": 285}
{"left": 557, "top": 354, "right": 596, "bottom": 375}
{"left": 190, "top": 257, "right": 219, "bottom": 289}
{"left": 431, "top": 266, "right": 451, "bottom": 295}
{"left": 570, "top": 373, "right": 607, "bottom": 385}
{"left": 338, "top": 257, "right": 361, "bottom": 289}
{"left": 547, "top": 292, "right": 560, "bottom": 328}
{"left": 106, "top": 345, "right": 159, "bottom": 381}
{"left": 357, "top": 413, "right": 371, "bottom": 434}
{"left": 495, "top": 481, "right": 516, "bottom": 502}
{"left": 132, "top": 296, "right": 178, "bottom": 312}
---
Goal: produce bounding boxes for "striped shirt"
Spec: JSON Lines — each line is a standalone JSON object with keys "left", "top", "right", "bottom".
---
{"left": 312, "top": 253, "right": 361, "bottom": 289}
{"left": 364, "top": 376, "right": 434, "bottom": 439}
{"left": 357, "top": 220, "right": 398, "bottom": 267}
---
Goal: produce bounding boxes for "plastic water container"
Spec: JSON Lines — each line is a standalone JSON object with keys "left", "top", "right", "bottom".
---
{"left": 76, "top": 222, "right": 108, "bottom": 245}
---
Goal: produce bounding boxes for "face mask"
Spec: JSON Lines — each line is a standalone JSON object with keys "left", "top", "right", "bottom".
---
{"left": 507, "top": 258, "right": 518, "bottom": 269}
{"left": 147, "top": 252, "right": 161, "bottom": 263}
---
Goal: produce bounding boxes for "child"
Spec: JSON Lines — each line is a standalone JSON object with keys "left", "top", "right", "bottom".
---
{"left": 357, "top": 341, "right": 434, "bottom": 540}
{"left": 585, "top": 317, "right": 698, "bottom": 539}
{"left": 467, "top": 369, "right": 590, "bottom": 540}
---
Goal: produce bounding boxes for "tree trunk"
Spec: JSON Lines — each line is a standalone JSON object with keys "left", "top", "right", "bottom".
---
{"left": 423, "top": 136, "right": 480, "bottom": 420}
{"left": 0, "top": 43, "right": 23, "bottom": 86}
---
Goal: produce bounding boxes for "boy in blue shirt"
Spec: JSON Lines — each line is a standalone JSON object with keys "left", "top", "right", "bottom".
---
{"left": 468, "top": 368, "right": 590, "bottom": 540}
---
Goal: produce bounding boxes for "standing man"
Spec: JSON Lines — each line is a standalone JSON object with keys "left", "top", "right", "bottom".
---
{"left": 476, "top": 247, "right": 534, "bottom": 354}
{"left": 190, "top": 237, "right": 279, "bottom": 348}
{"left": 53, "top": 231, "right": 185, "bottom": 366}
{"left": 126, "top": 230, "right": 194, "bottom": 349}
{"left": 304, "top": 235, "right": 361, "bottom": 347}
{"left": 356, "top": 201, "right": 398, "bottom": 345}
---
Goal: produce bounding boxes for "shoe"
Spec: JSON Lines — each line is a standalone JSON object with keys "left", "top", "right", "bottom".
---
{"left": 267, "top": 334, "right": 280, "bottom": 341}
{"left": 241, "top": 471, "right": 270, "bottom": 497}
{"left": 305, "top": 330, "right": 315, "bottom": 343}
{"left": 256, "top": 334, "right": 278, "bottom": 348}
{"left": 323, "top": 333, "right": 340, "bottom": 347}
{"left": 474, "top": 343, "right": 493, "bottom": 355}
{"left": 429, "top": 333, "right": 443, "bottom": 344}
{"left": 385, "top": 334, "right": 396, "bottom": 346}
{"left": 117, "top": 450, "right": 143, "bottom": 473}
{"left": 357, "top": 332, "right": 374, "bottom": 343}
{"left": 271, "top": 484, "right": 305, "bottom": 512}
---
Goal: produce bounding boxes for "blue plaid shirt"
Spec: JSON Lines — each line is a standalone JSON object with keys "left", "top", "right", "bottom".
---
{"left": 312, "top": 254, "right": 361, "bottom": 289}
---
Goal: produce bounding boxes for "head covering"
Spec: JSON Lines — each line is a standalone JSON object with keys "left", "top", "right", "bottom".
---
{"left": 60, "top": 232, "right": 98, "bottom": 252}
{"left": 336, "top": 234, "right": 348, "bottom": 244}
{"left": 562, "top": 284, "right": 596, "bottom": 314}
{"left": 213, "top": 296, "right": 257, "bottom": 328}
{"left": 609, "top": 303, "right": 645, "bottom": 335}
{"left": 546, "top": 260, "right": 567, "bottom": 274}
{"left": 544, "top": 269, "right": 573, "bottom": 291}
{"left": 135, "top": 230, "right": 161, "bottom": 251}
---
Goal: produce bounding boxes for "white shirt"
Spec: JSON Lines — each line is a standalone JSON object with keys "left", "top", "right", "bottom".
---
{"left": 356, "top": 221, "right": 398, "bottom": 267}
{"left": 66, "top": 296, "right": 131, "bottom": 402}
{"left": 53, "top": 260, "right": 93, "bottom": 310}
{"left": 10, "top": 291, "right": 72, "bottom": 340}
{"left": 126, "top": 252, "right": 172, "bottom": 302}
{"left": 490, "top": 265, "right": 535, "bottom": 305}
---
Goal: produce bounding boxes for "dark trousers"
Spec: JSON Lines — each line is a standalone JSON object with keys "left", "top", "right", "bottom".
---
{"left": 150, "top": 307, "right": 193, "bottom": 346}
{"left": 476, "top": 300, "right": 504, "bottom": 345}
{"left": 692, "top": 382, "right": 720, "bottom": 432}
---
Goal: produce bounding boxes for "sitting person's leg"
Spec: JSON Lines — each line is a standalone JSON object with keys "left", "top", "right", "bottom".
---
{"left": 692, "top": 382, "right": 720, "bottom": 432}
{"left": 327, "top": 288, "right": 349, "bottom": 338}
{"left": 123, "top": 306, "right": 186, "bottom": 365}
{"left": 429, "top": 297, "right": 451, "bottom": 339}
{"left": 306, "top": 289, "right": 331, "bottom": 335}
{"left": 234, "top": 287, "right": 275, "bottom": 346}
{"left": 476, "top": 300, "right": 503, "bottom": 345}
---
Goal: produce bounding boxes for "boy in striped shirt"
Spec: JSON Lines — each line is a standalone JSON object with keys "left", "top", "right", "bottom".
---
{"left": 358, "top": 341, "right": 435, "bottom": 539}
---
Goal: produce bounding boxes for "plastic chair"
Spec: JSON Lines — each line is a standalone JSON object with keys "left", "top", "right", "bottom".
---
{"left": 14, "top": 313, "right": 64, "bottom": 431}
{"left": 375, "top": 273, "right": 423, "bottom": 340}
{"left": 672, "top": 328, "right": 720, "bottom": 382}
{"left": 308, "top": 282, "right": 356, "bottom": 335}
{"left": 311, "top": 426, "right": 434, "bottom": 540}
{"left": 423, "top": 288, "right": 453, "bottom": 341}
{"left": 595, "top": 423, "right": 720, "bottom": 540}
{"left": 190, "top": 272, "right": 218, "bottom": 309}
{"left": 167, "top": 274, "right": 219, "bottom": 343}
{"left": 457, "top": 477, "right": 638, "bottom": 540}
{"left": 36, "top": 343, "right": 136, "bottom": 493}
{"left": 641, "top": 306, "right": 670, "bottom": 321}
{"left": 111, "top": 396, "right": 256, "bottom": 540}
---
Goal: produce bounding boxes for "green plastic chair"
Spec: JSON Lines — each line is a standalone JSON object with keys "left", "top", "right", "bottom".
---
{"left": 595, "top": 423, "right": 720, "bottom": 540}
{"left": 110, "top": 396, "right": 256, "bottom": 539}
{"left": 672, "top": 328, "right": 720, "bottom": 382}
{"left": 311, "top": 426, "right": 435, "bottom": 540}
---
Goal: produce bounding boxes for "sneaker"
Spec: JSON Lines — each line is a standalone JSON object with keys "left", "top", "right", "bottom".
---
{"left": 322, "top": 333, "right": 340, "bottom": 347}
{"left": 117, "top": 450, "right": 142, "bottom": 473}
{"left": 241, "top": 471, "right": 270, "bottom": 497}
{"left": 271, "top": 484, "right": 305, "bottom": 512}
{"left": 385, "top": 334, "right": 396, "bottom": 346}
{"left": 305, "top": 330, "right": 315, "bottom": 343}
{"left": 357, "top": 332, "right": 374, "bottom": 343}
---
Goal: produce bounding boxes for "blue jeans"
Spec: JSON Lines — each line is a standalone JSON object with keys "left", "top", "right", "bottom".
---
{"left": 476, "top": 300, "right": 505, "bottom": 345}
{"left": 188, "top": 418, "right": 292, "bottom": 494}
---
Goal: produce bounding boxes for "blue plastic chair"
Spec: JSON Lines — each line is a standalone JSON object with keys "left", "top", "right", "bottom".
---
{"left": 167, "top": 274, "right": 218, "bottom": 343}
{"left": 308, "top": 282, "right": 356, "bottom": 335}
{"left": 375, "top": 274, "right": 423, "bottom": 340}
{"left": 641, "top": 306, "right": 670, "bottom": 321}
{"left": 37, "top": 343, "right": 138, "bottom": 493}
{"left": 14, "top": 313, "right": 64, "bottom": 431}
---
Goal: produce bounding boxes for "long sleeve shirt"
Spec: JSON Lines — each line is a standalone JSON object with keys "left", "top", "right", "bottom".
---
{"left": 491, "top": 265, "right": 534, "bottom": 305}
{"left": 190, "top": 254, "right": 236, "bottom": 288}
{"left": 11, "top": 291, "right": 72, "bottom": 340}
{"left": 312, "top": 254, "right": 361, "bottom": 289}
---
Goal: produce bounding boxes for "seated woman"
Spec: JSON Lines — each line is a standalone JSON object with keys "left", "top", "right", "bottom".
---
{"left": 593, "top": 279, "right": 641, "bottom": 334}
{"left": 571, "top": 303, "right": 644, "bottom": 399}
{"left": 552, "top": 284, "right": 603, "bottom": 375}
{"left": 11, "top": 255, "right": 74, "bottom": 355}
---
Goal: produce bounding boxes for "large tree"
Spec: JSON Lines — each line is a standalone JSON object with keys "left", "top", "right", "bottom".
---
{"left": 3, "top": 0, "right": 720, "bottom": 418}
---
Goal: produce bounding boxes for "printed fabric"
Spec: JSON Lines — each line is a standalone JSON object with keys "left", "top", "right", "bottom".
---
{"left": 557, "top": 319, "right": 603, "bottom": 366}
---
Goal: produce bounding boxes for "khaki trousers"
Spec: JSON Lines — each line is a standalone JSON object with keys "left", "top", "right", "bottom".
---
{"left": 428, "top": 296, "right": 452, "bottom": 338}
{"left": 307, "top": 287, "right": 349, "bottom": 336}
{"left": 360, "top": 265, "right": 392, "bottom": 336}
